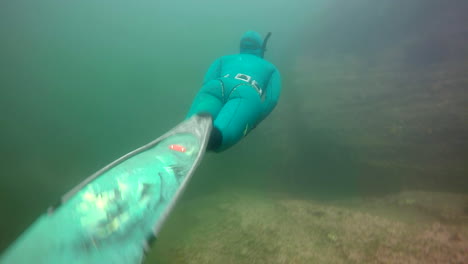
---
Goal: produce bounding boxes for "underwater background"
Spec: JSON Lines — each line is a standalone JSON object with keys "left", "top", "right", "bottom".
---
{"left": 1, "top": 0, "right": 467, "bottom": 263}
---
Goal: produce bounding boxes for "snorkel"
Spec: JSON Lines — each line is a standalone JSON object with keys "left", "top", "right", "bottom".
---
{"left": 261, "top": 32, "right": 272, "bottom": 58}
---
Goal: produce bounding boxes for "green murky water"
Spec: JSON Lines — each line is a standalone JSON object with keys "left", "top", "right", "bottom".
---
{"left": 1, "top": 0, "right": 467, "bottom": 262}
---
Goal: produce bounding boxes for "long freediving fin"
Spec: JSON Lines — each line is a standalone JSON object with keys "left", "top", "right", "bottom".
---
{"left": 0, "top": 114, "right": 212, "bottom": 264}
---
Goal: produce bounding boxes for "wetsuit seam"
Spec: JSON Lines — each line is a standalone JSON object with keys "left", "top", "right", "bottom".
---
{"left": 218, "top": 79, "right": 226, "bottom": 103}
{"left": 264, "top": 69, "right": 275, "bottom": 96}
{"left": 227, "top": 83, "right": 248, "bottom": 100}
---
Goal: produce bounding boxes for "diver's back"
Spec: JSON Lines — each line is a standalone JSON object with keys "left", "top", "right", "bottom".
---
{"left": 219, "top": 54, "right": 276, "bottom": 88}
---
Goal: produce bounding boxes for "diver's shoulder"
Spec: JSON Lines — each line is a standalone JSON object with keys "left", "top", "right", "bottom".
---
{"left": 260, "top": 58, "right": 279, "bottom": 73}
{"left": 263, "top": 59, "right": 277, "bottom": 68}
{"left": 220, "top": 54, "right": 278, "bottom": 68}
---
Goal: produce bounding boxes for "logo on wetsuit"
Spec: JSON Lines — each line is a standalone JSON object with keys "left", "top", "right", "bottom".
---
{"left": 224, "top": 73, "right": 263, "bottom": 96}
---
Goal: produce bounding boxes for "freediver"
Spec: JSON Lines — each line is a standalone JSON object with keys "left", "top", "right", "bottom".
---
{"left": 186, "top": 31, "right": 282, "bottom": 152}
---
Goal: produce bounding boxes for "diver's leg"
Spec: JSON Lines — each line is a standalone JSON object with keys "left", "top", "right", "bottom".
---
{"left": 213, "top": 84, "right": 263, "bottom": 152}
{"left": 186, "top": 80, "right": 224, "bottom": 120}
{"left": 186, "top": 80, "right": 225, "bottom": 151}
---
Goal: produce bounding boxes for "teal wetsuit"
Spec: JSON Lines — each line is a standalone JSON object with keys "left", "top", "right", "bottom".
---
{"left": 186, "top": 31, "right": 281, "bottom": 152}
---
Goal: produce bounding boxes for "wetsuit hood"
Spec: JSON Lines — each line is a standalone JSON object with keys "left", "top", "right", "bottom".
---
{"left": 240, "top": 31, "right": 264, "bottom": 58}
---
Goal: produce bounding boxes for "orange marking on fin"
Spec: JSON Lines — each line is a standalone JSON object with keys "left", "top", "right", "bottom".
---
{"left": 169, "top": 144, "right": 186, "bottom": 152}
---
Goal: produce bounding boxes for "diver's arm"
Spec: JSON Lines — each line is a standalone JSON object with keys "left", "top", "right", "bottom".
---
{"left": 202, "top": 58, "right": 222, "bottom": 84}
{"left": 260, "top": 69, "right": 282, "bottom": 121}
